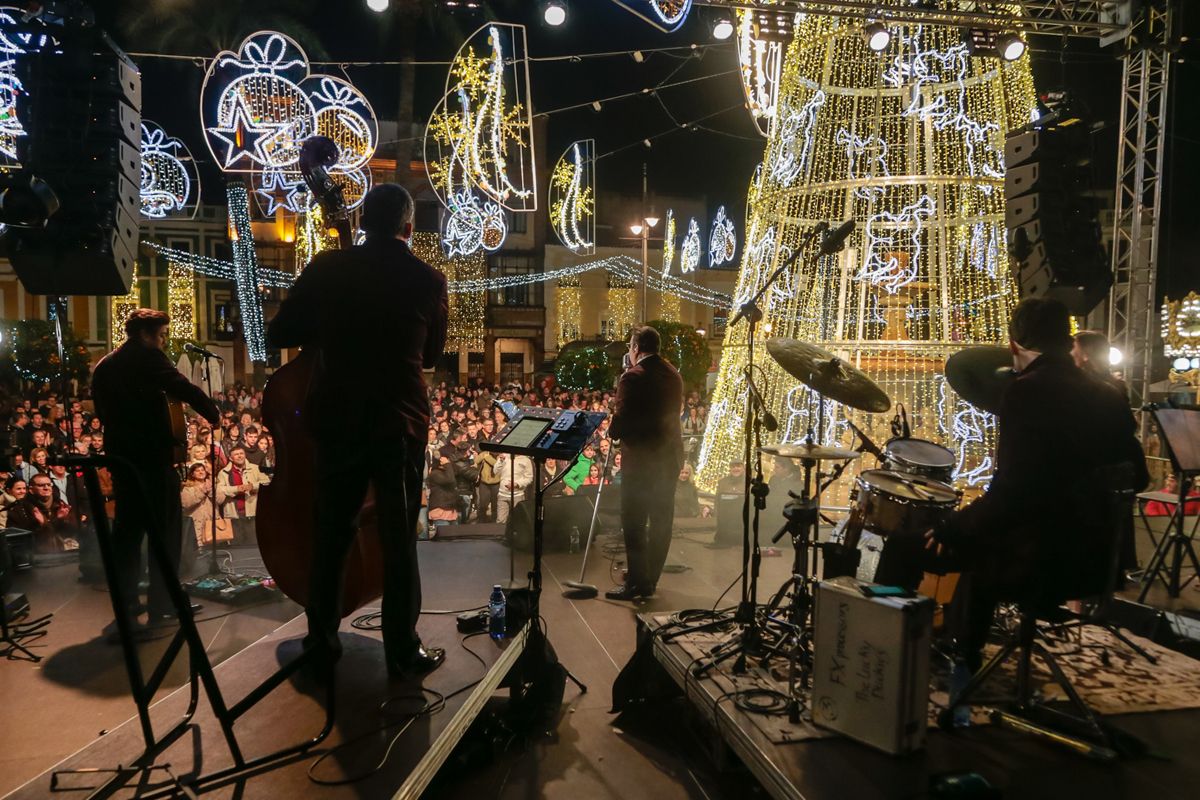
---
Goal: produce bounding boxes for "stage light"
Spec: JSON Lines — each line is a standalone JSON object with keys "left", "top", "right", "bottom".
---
{"left": 630, "top": 223, "right": 644, "bottom": 236}
{"left": 366, "top": 0, "right": 389, "bottom": 12}
{"left": 997, "top": 32, "right": 1026, "bottom": 61}
{"left": 1108, "top": 347, "right": 1123, "bottom": 367}
{"left": 712, "top": 16, "right": 734, "bottom": 41}
{"left": 1173, "top": 357, "right": 1191, "bottom": 371}
{"left": 542, "top": 1, "right": 566, "bottom": 27}
{"left": 862, "top": 22, "right": 891, "bottom": 52}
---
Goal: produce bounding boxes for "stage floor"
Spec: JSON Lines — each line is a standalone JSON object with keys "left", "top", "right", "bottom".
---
{"left": 2, "top": 517, "right": 1198, "bottom": 799}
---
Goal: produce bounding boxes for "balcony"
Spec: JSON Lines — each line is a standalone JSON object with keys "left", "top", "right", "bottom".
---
{"left": 487, "top": 305, "right": 545, "bottom": 335}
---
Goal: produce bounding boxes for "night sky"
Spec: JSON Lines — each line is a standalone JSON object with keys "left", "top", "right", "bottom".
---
{"left": 87, "top": 0, "right": 1197, "bottom": 299}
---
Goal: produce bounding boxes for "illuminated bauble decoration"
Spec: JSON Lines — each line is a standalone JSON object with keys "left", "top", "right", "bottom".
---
{"left": 426, "top": 24, "right": 536, "bottom": 213}
{"left": 679, "top": 218, "right": 700, "bottom": 273}
{"left": 610, "top": 0, "right": 692, "bottom": 33}
{"left": 139, "top": 121, "right": 199, "bottom": 219}
{"left": 549, "top": 139, "right": 595, "bottom": 255}
{"left": 309, "top": 76, "right": 377, "bottom": 171}
{"left": 442, "top": 189, "right": 507, "bottom": 258}
{"left": 708, "top": 206, "right": 736, "bottom": 267}
{"left": 201, "top": 31, "right": 316, "bottom": 172}
{"left": 696, "top": 18, "right": 1036, "bottom": 497}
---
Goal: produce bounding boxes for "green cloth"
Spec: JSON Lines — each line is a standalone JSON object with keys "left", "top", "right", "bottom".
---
{"left": 562, "top": 456, "right": 593, "bottom": 491}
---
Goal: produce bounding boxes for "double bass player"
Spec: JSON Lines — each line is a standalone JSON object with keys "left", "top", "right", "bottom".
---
{"left": 268, "top": 184, "right": 449, "bottom": 679}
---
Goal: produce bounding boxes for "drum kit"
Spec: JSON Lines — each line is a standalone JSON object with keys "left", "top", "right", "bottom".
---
{"left": 689, "top": 337, "right": 1014, "bottom": 721}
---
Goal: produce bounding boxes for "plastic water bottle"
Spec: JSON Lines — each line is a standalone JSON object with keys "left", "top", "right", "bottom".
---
{"left": 488, "top": 585, "right": 506, "bottom": 640}
{"left": 569, "top": 525, "right": 581, "bottom": 554}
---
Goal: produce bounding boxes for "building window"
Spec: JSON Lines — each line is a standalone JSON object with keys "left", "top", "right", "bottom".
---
{"left": 489, "top": 254, "right": 542, "bottom": 307}
{"left": 211, "top": 296, "right": 236, "bottom": 341}
{"left": 499, "top": 352, "right": 524, "bottom": 384}
{"left": 711, "top": 315, "right": 728, "bottom": 338}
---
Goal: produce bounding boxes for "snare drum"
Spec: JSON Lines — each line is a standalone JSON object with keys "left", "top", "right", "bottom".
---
{"left": 883, "top": 437, "right": 956, "bottom": 484}
{"left": 841, "top": 469, "right": 960, "bottom": 590}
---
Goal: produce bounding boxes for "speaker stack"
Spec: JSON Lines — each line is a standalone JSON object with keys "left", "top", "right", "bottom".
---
{"left": 7, "top": 24, "right": 141, "bottom": 296}
{"left": 1004, "top": 124, "right": 1112, "bottom": 316}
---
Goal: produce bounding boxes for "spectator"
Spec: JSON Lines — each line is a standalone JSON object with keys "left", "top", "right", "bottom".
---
{"left": 242, "top": 425, "right": 266, "bottom": 467}
{"left": 181, "top": 463, "right": 214, "bottom": 546}
{"left": 0, "top": 476, "right": 27, "bottom": 527}
{"left": 473, "top": 448, "right": 501, "bottom": 523}
{"left": 426, "top": 455, "right": 459, "bottom": 525}
{"left": 23, "top": 447, "right": 50, "bottom": 482}
{"left": 9, "top": 474, "right": 77, "bottom": 553}
{"left": 562, "top": 444, "right": 595, "bottom": 494}
{"left": 216, "top": 444, "right": 267, "bottom": 542}
{"left": 494, "top": 452, "right": 533, "bottom": 524}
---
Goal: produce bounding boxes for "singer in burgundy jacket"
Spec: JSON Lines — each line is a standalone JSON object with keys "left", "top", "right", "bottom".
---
{"left": 608, "top": 325, "right": 684, "bottom": 598}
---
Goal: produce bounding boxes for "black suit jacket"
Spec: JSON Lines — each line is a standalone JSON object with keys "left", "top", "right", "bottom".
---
{"left": 92, "top": 341, "right": 221, "bottom": 466}
{"left": 936, "top": 352, "right": 1148, "bottom": 597}
{"left": 610, "top": 354, "right": 684, "bottom": 474}
{"left": 268, "top": 237, "right": 448, "bottom": 442}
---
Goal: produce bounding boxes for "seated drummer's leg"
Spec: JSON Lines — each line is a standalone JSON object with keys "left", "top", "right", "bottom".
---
{"left": 947, "top": 572, "right": 998, "bottom": 674}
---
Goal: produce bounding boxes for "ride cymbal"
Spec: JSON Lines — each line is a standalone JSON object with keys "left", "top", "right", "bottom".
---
{"left": 944, "top": 346, "right": 1014, "bottom": 415}
{"left": 761, "top": 443, "right": 861, "bottom": 462}
{"left": 765, "top": 338, "right": 891, "bottom": 413}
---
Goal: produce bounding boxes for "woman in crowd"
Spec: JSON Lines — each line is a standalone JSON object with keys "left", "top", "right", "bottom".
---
{"left": 181, "top": 462, "right": 214, "bottom": 546}
{"left": 426, "top": 455, "right": 460, "bottom": 525}
{"left": 0, "top": 476, "right": 27, "bottom": 527}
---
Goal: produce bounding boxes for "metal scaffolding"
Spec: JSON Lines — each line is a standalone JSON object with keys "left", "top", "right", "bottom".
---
{"left": 702, "top": 0, "right": 1176, "bottom": 409}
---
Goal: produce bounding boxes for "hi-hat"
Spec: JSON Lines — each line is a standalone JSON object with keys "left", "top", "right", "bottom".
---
{"left": 944, "top": 346, "right": 1014, "bottom": 415}
{"left": 761, "top": 443, "right": 861, "bottom": 462}
{"left": 765, "top": 338, "right": 891, "bottom": 413}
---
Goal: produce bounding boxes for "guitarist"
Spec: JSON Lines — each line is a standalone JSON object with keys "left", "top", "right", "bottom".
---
{"left": 92, "top": 309, "right": 221, "bottom": 629}
{"left": 268, "top": 184, "right": 449, "bottom": 678}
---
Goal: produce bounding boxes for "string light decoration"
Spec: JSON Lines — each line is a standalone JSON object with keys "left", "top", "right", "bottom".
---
{"left": 737, "top": 7, "right": 788, "bottom": 137}
{"left": 442, "top": 189, "right": 507, "bottom": 257}
{"left": 695, "top": 18, "right": 1037, "bottom": 498}
{"left": 201, "top": 32, "right": 378, "bottom": 184}
{"left": 167, "top": 259, "right": 196, "bottom": 341}
{"left": 1163, "top": 292, "right": 1200, "bottom": 365}
{"left": 549, "top": 139, "right": 595, "bottom": 255}
{"left": 662, "top": 209, "right": 676, "bottom": 275}
{"left": 410, "top": 231, "right": 486, "bottom": 351}
{"left": 140, "top": 121, "right": 199, "bottom": 219}
{"left": 605, "top": 270, "right": 639, "bottom": 341}
{"left": 425, "top": 24, "right": 536, "bottom": 212}
{"left": 294, "top": 200, "right": 339, "bottom": 271}
{"left": 610, "top": 0, "right": 692, "bottom": 33}
{"left": 708, "top": 205, "right": 736, "bottom": 267}
{"left": 109, "top": 264, "right": 140, "bottom": 347}
{"left": 0, "top": 6, "right": 36, "bottom": 167}
{"left": 143, "top": 241, "right": 294, "bottom": 287}
{"left": 680, "top": 218, "right": 701, "bottom": 273}
{"left": 225, "top": 182, "right": 268, "bottom": 363}
{"left": 556, "top": 276, "right": 582, "bottom": 347}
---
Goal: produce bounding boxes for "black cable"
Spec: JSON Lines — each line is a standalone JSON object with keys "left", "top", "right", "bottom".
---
{"left": 351, "top": 605, "right": 487, "bottom": 631}
{"left": 711, "top": 573, "right": 741, "bottom": 611}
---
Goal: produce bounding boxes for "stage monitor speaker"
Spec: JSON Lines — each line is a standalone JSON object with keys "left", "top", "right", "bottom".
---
{"left": 1004, "top": 124, "right": 1110, "bottom": 316}
{"left": 505, "top": 495, "right": 595, "bottom": 553}
{"left": 6, "top": 23, "right": 141, "bottom": 296}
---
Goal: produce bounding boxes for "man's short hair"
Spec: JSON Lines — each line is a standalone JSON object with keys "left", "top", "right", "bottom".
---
{"left": 125, "top": 308, "right": 170, "bottom": 339}
{"left": 1074, "top": 330, "right": 1110, "bottom": 363}
{"left": 631, "top": 325, "right": 660, "bottom": 354}
{"left": 244, "top": 425, "right": 259, "bottom": 435}
{"left": 360, "top": 184, "right": 414, "bottom": 239}
{"left": 1009, "top": 297, "right": 1072, "bottom": 355}
{"left": 228, "top": 444, "right": 246, "bottom": 455}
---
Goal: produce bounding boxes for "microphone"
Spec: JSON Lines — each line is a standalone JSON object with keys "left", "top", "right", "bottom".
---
{"left": 819, "top": 219, "right": 856, "bottom": 255}
{"left": 184, "top": 342, "right": 223, "bottom": 360}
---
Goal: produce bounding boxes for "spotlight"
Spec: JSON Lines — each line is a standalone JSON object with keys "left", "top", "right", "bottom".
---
{"left": 366, "top": 0, "right": 389, "bottom": 12}
{"left": 542, "top": 0, "right": 566, "bottom": 27}
{"left": 862, "top": 21, "right": 891, "bottom": 52}
{"left": 711, "top": 16, "right": 734, "bottom": 41}
{"left": 1108, "top": 347, "right": 1123, "bottom": 367}
{"left": 997, "top": 32, "right": 1026, "bottom": 61}
{"left": 1173, "top": 357, "right": 1191, "bottom": 371}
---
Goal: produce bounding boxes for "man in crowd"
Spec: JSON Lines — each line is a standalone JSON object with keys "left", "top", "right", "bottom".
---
{"left": 606, "top": 325, "right": 684, "bottom": 600}
{"left": 217, "top": 444, "right": 267, "bottom": 543}
{"left": 9, "top": 473, "right": 78, "bottom": 554}
{"left": 268, "top": 183, "right": 448, "bottom": 679}
{"left": 92, "top": 309, "right": 222, "bottom": 628}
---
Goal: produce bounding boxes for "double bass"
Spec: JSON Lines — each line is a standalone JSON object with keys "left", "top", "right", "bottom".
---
{"left": 256, "top": 136, "right": 384, "bottom": 613}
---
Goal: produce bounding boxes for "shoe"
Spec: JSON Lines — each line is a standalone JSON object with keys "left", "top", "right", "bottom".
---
{"left": 605, "top": 584, "right": 652, "bottom": 601}
{"left": 387, "top": 645, "right": 446, "bottom": 679}
{"left": 147, "top": 604, "right": 202, "bottom": 624}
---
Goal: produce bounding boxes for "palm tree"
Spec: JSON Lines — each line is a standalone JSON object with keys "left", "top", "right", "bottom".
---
{"left": 114, "top": 0, "right": 327, "bottom": 60}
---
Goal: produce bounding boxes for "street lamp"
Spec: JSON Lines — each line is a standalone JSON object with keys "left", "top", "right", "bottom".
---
{"left": 631, "top": 216, "right": 659, "bottom": 320}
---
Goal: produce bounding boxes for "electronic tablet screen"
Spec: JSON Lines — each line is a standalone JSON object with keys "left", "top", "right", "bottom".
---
{"left": 503, "top": 417, "right": 551, "bottom": 450}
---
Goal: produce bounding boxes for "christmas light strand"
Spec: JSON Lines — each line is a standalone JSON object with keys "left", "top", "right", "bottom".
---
{"left": 140, "top": 120, "right": 199, "bottom": 219}
{"left": 708, "top": 205, "right": 736, "bottom": 267}
{"left": 225, "top": 182, "right": 268, "bottom": 362}
{"left": 549, "top": 139, "right": 595, "bottom": 255}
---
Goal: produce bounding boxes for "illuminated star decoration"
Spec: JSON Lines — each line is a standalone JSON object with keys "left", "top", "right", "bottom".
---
{"left": 661, "top": 209, "right": 676, "bottom": 275}
{"left": 443, "top": 189, "right": 507, "bottom": 258}
{"left": 708, "top": 206, "right": 736, "bottom": 267}
{"left": 139, "top": 121, "right": 199, "bottom": 219}
{"left": 206, "top": 91, "right": 282, "bottom": 170}
{"left": 609, "top": 0, "right": 692, "bottom": 33}
{"left": 549, "top": 139, "right": 595, "bottom": 255}
{"left": 680, "top": 218, "right": 701, "bottom": 273}
{"left": 254, "top": 167, "right": 305, "bottom": 215}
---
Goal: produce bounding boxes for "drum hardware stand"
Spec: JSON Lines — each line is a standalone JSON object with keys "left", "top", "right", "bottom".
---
{"left": 48, "top": 454, "right": 335, "bottom": 800}
{"left": 1138, "top": 405, "right": 1200, "bottom": 601}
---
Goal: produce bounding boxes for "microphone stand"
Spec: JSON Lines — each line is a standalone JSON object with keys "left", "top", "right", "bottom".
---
{"left": 198, "top": 351, "right": 225, "bottom": 577}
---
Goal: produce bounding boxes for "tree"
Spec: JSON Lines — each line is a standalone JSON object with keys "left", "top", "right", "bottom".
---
{"left": 554, "top": 340, "right": 626, "bottom": 391}
{"left": 5, "top": 320, "right": 92, "bottom": 388}
{"left": 647, "top": 320, "right": 710, "bottom": 388}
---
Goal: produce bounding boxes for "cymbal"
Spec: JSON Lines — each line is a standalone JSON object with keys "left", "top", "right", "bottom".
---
{"left": 765, "top": 338, "right": 891, "bottom": 413}
{"left": 761, "top": 443, "right": 861, "bottom": 461}
{"left": 944, "top": 346, "right": 1014, "bottom": 415}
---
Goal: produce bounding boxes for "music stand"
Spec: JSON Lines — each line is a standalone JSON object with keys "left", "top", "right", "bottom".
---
{"left": 1138, "top": 405, "right": 1200, "bottom": 600}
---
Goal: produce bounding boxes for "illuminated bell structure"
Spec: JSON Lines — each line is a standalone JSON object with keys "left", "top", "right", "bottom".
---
{"left": 696, "top": 16, "right": 1037, "bottom": 498}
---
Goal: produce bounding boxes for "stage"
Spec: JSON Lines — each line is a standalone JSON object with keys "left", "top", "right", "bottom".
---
{"left": 2, "top": 519, "right": 1198, "bottom": 799}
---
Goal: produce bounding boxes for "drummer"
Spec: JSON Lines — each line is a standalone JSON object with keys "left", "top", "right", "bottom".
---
{"left": 923, "top": 298, "right": 1148, "bottom": 675}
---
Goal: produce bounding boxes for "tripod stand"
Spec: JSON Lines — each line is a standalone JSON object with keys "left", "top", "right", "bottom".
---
{"left": 1138, "top": 405, "right": 1200, "bottom": 600}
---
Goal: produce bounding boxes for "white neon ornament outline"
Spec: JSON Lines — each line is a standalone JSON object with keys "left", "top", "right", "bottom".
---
{"left": 0, "top": 5, "right": 57, "bottom": 167}
{"left": 609, "top": 0, "right": 692, "bottom": 33}
{"left": 770, "top": 89, "right": 824, "bottom": 187}
{"left": 662, "top": 210, "right": 676, "bottom": 275}
{"left": 442, "top": 188, "right": 507, "bottom": 258}
{"left": 708, "top": 206, "right": 736, "bottom": 267}
{"left": 139, "top": 120, "right": 199, "bottom": 219}
{"left": 936, "top": 376, "right": 995, "bottom": 487}
{"left": 200, "top": 31, "right": 317, "bottom": 173}
{"left": 855, "top": 194, "right": 937, "bottom": 295}
{"left": 680, "top": 218, "right": 701, "bottom": 274}
{"left": 737, "top": 10, "right": 785, "bottom": 137}
{"left": 835, "top": 127, "right": 890, "bottom": 200}
{"left": 549, "top": 139, "right": 595, "bottom": 255}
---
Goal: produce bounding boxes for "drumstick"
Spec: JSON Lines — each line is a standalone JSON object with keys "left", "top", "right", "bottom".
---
{"left": 897, "top": 476, "right": 935, "bottom": 501}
